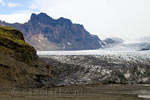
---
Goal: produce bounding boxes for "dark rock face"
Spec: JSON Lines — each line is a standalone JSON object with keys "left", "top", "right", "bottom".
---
{"left": 0, "top": 13, "right": 103, "bottom": 50}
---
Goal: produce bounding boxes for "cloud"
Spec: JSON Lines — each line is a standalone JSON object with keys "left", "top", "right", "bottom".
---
{"left": 7, "top": 2, "right": 22, "bottom": 8}
{"left": 29, "top": 4, "right": 37, "bottom": 10}
{"left": 0, "top": 0, "right": 3, "bottom": 4}
{"left": 139, "top": 37, "right": 150, "bottom": 43}
{"left": 0, "top": 1, "right": 22, "bottom": 8}
{"left": 0, "top": 11, "right": 32, "bottom": 23}
{"left": 0, "top": 0, "right": 5, "bottom": 7}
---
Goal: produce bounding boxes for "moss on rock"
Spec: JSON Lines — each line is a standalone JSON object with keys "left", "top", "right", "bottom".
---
{"left": 0, "top": 26, "right": 38, "bottom": 63}
{"left": 0, "top": 26, "right": 55, "bottom": 88}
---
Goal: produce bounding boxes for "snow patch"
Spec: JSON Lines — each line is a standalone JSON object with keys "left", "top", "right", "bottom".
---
{"left": 67, "top": 42, "right": 71, "bottom": 45}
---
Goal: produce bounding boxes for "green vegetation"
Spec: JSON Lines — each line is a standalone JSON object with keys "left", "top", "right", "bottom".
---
{"left": 0, "top": 26, "right": 55, "bottom": 88}
{"left": 0, "top": 26, "right": 24, "bottom": 40}
{"left": 0, "top": 26, "right": 37, "bottom": 62}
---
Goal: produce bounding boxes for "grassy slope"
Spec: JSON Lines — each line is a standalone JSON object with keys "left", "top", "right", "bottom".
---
{"left": 0, "top": 26, "right": 54, "bottom": 88}
{"left": 0, "top": 26, "right": 38, "bottom": 63}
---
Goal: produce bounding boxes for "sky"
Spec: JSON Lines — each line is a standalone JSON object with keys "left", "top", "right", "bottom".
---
{"left": 0, "top": 0, "right": 150, "bottom": 43}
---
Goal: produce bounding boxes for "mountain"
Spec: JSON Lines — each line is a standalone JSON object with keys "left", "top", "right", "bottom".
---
{"left": 103, "top": 37, "right": 124, "bottom": 47}
{"left": 138, "top": 37, "right": 150, "bottom": 50}
{"left": 0, "top": 13, "right": 104, "bottom": 50}
{"left": 101, "top": 42, "right": 150, "bottom": 51}
{"left": 0, "top": 26, "right": 55, "bottom": 88}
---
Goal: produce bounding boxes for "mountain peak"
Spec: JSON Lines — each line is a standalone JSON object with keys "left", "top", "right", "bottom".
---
{"left": 30, "top": 13, "right": 73, "bottom": 26}
{"left": 30, "top": 12, "right": 55, "bottom": 25}
{"left": 56, "top": 17, "right": 72, "bottom": 25}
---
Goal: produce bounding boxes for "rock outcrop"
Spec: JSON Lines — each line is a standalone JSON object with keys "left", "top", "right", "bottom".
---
{"left": 0, "top": 26, "right": 55, "bottom": 88}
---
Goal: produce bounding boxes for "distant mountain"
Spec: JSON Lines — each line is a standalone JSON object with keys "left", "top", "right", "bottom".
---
{"left": 0, "top": 13, "right": 104, "bottom": 50}
{"left": 103, "top": 37, "right": 124, "bottom": 47}
{"left": 138, "top": 37, "right": 150, "bottom": 50}
{"left": 101, "top": 37, "right": 150, "bottom": 51}
{"left": 101, "top": 42, "right": 150, "bottom": 51}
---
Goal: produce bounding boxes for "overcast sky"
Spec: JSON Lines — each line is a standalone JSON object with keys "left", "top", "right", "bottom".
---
{"left": 0, "top": 0, "right": 150, "bottom": 43}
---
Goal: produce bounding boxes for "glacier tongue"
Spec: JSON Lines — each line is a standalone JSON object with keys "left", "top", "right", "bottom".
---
{"left": 39, "top": 50, "right": 150, "bottom": 86}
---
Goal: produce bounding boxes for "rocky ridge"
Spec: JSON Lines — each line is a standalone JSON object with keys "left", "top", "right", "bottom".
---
{"left": 0, "top": 13, "right": 104, "bottom": 50}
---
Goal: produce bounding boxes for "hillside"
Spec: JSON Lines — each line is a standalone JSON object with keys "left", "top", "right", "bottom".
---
{"left": 0, "top": 26, "right": 55, "bottom": 88}
{"left": 0, "top": 13, "right": 104, "bottom": 50}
